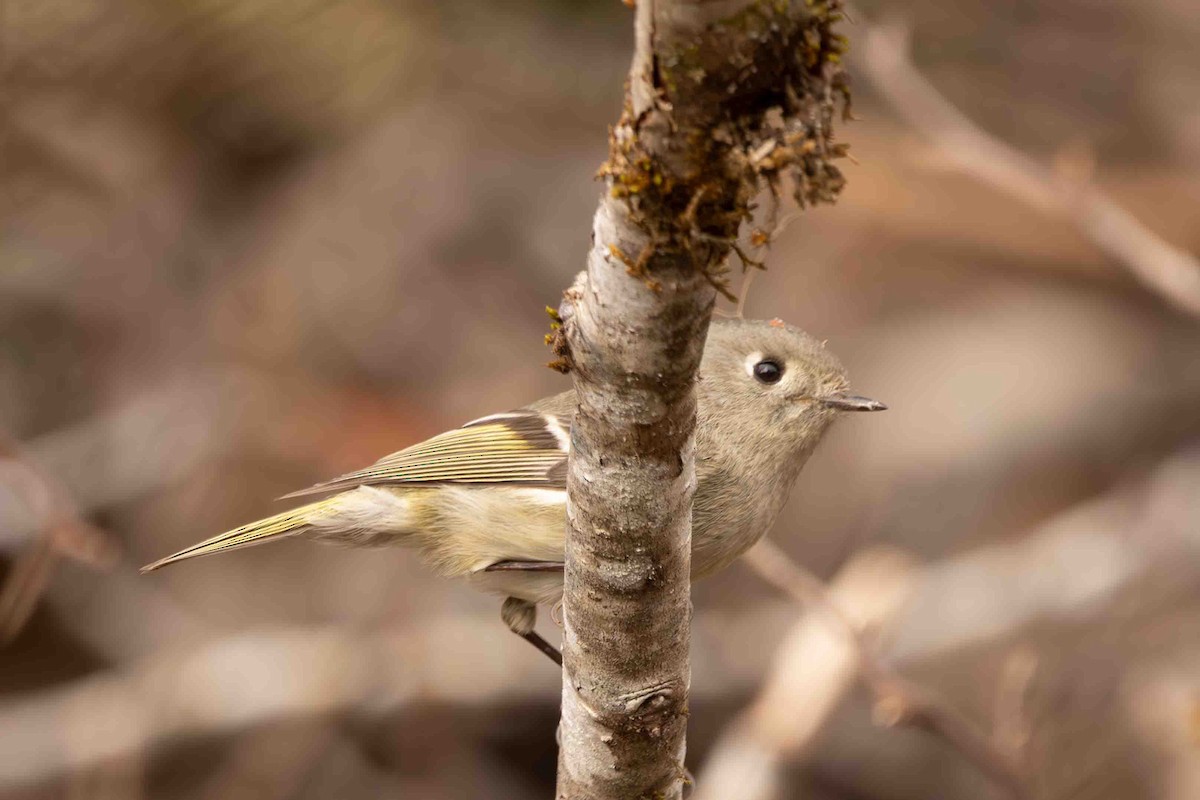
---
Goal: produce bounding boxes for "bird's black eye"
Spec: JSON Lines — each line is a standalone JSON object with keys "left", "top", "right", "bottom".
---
{"left": 753, "top": 359, "right": 783, "bottom": 384}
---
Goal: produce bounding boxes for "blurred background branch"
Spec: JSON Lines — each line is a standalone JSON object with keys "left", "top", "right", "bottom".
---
{"left": 734, "top": 540, "right": 1028, "bottom": 799}
{"left": 696, "top": 546, "right": 921, "bottom": 800}
{"left": 855, "top": 13, "right": 1200, "bottom": 317}
{"left": 0, "top": 432, "right": 117, "bottom": 641}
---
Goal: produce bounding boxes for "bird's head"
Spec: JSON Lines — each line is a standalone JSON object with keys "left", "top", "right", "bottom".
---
{"left": 698, "top": 317, "right": 885, "bottom": 459}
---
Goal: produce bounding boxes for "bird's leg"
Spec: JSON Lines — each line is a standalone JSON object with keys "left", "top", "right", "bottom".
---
{"left": 501, "top": 596, "right": 562, "bottom": 666}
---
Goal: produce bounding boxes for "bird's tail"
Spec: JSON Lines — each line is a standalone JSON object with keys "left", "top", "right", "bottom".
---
{"left": 140, "top": 496, "right": 344, "bottom": 573}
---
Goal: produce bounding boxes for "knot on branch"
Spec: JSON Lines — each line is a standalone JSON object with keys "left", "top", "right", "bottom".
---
{"left": 571, "top": 675, "right": 690, "bottom": 736}
{"left": 620, "top": 679, "right": 683, "bottom": 717}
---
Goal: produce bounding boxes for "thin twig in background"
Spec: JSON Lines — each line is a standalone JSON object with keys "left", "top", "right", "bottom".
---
{"left": 0, "top": 531, "right": 58, "bottom": 642}
{"left": 695, "top": 545, "right": 919, "bottom": 800}
{"left": 741, "top": 539, "right": 1030, "bottom": 800}
{"left": 856, "top": 17, "right": 1200, "bottom": 317}
{"left": 0, "top": 371, "right": 249, "bottom": 641}
{"left": 993, "top": 647, "right": 1038, "bottom": 760}
{"left": 0, "top": 434, "right": 117, "bottom": 641}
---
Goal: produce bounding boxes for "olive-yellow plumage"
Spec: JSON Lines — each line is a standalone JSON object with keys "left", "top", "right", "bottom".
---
{"left": 142, "top": 319, "right": 884, "bottom": 655}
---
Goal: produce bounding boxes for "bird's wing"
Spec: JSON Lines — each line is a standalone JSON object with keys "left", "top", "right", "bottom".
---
{"left": 281, "top": 408, "right": 571, "bottom": 498}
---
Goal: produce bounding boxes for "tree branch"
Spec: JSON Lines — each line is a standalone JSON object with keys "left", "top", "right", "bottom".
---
{"left": 556, "top": 1, "right": 850, "bottom": 797}
{"left": 0, "top": 433, "right": 117, "bottom": 641}
{"left": 698, "top": 539, "right": 1030, "bottom": 800}
{"left": 856, "top": 16, "right": 1200, "bottom": 317}
{"left": 695, "top": 545, "right": 919, "bottom": 800}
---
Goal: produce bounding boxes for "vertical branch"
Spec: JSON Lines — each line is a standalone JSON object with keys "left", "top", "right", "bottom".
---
{"left": 555, "top": 2, "right": 851, "bottom": 798}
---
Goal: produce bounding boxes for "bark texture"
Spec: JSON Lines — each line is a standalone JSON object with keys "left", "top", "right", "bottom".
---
{"left": 554, "top": 2, "right": 850, "bottom": 798}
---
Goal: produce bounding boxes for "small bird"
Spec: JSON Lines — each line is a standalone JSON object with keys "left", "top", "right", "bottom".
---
{"left": 143, "top": 318, "right": 884, "bottom": 663}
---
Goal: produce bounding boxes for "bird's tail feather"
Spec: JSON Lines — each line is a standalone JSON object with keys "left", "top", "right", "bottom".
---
{"left": 140, "top": 496, "right": 343, "bottom": 573}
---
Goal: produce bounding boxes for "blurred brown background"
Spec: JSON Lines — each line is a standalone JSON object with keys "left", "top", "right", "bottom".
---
{"left": 2, "top": 1, "right": 1199, "bottom": 798}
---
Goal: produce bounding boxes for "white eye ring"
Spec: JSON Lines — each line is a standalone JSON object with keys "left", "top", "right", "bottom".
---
{"left": 744, "top": 352, "right": 764, "bottom": 377}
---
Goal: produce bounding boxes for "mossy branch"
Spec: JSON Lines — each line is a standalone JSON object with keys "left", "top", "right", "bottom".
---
{"left": 554, "top": 2, "right": 852, "bottom": 800}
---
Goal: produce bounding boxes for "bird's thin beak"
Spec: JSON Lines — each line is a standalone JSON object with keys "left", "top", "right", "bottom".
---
{"left": 822, "top": 393, "right": 887, "bottom": 412}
